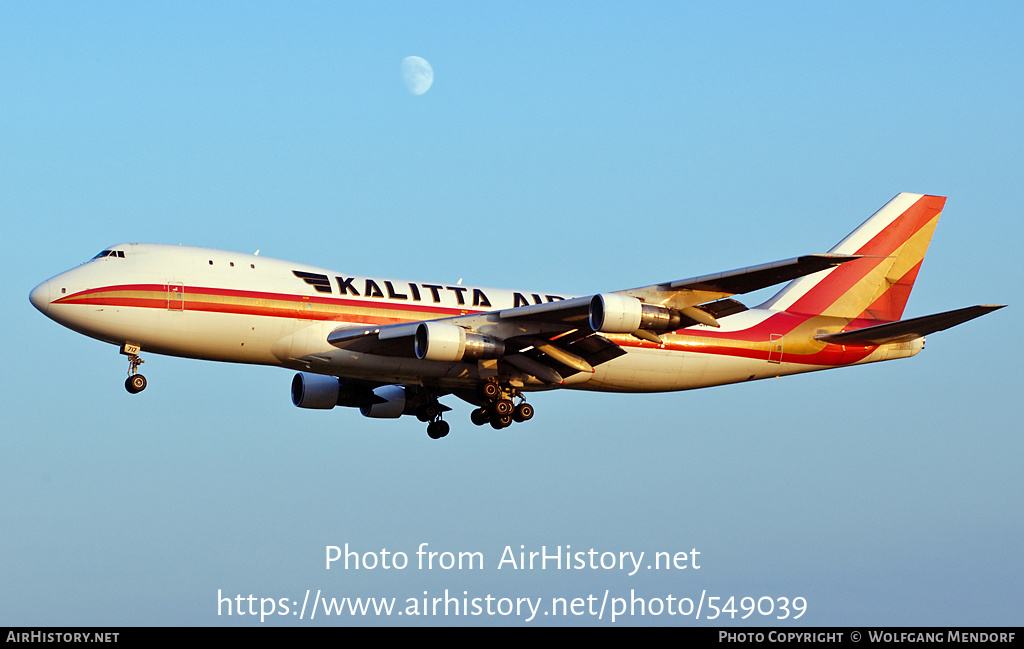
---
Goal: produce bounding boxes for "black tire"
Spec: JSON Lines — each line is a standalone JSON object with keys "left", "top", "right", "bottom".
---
{"left": 125, "top": 374, "right": 147, "bottom": 394}
{"left": 470, "top": 407, "right": 490, "bottom": 426}
{"left": 478, "top": 381, "right": 500, "bottom": 401}
{"left": 490, "top": 413, "right": 513, "bottom": 429}
{"left": 493, "top": 399, "right": 514, "bottom": 416}
{"left": 512, "top": 403, "right": 534, "bottom": 423}
{"left": 427, "top": 420, "right": 450, "bottom": 439}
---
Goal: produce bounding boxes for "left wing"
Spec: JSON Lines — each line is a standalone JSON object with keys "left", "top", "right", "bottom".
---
{"left": 324, "top": 254, "right": 861, "bottom": 383}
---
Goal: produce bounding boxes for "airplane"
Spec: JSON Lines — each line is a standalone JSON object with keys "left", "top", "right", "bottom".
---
{"left": 29, "top": 193, "right": 1004, "bottom": 439}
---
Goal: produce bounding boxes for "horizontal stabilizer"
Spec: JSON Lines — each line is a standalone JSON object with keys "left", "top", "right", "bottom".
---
{"left": 815, "top": 305, "right": 1006, "bottom": 346}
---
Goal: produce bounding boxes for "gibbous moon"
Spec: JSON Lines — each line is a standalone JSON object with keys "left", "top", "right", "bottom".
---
{"left": 401, "top": 56, "right": 434, "bottom": 95}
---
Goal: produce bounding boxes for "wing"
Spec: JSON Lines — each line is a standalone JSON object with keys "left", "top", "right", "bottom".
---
{"left": 325, "top": 254, "right": 862, "bottom": 384}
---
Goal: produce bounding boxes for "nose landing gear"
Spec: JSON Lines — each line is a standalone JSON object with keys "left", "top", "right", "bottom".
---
{"left": 121, "top": 343, "right": 147, "bottom": 394}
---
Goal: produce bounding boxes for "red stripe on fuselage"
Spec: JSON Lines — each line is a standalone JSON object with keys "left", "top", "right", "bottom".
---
{"left": 56, "top": 284, "right": 477, "bottom": 320}
{"left": 55, "top": 284, "right": 879, "bottom": 367}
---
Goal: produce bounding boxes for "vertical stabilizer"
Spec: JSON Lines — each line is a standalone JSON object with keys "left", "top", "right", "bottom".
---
{"left": 760, "top": 193, "right": 945, "bottom": 320}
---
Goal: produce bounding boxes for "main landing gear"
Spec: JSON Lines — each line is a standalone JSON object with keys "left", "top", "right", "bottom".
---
{"left": 418, "top": 380, "right": 535, "bottom": 439}
{"left": 122, "top": 343, "right": 147, "bottom": 394}
{"left": 470, "top": 379, "right": 535, "bottom": 431}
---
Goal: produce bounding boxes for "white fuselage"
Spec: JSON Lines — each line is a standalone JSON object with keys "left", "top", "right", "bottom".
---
{"left": 30, "top": 243, "right": 919, "bottom": 394}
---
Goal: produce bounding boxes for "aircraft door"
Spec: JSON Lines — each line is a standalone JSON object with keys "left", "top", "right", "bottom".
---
{"left": 168, "top": 284, "right": 185, "bottom": 311}
{"left": 768, "top": 334, "right": 783, "bottom": 363}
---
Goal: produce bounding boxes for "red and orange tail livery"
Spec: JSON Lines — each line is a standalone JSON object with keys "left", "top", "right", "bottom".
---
{"left": 762, "top": 193, "right": 945, "bottom": 321}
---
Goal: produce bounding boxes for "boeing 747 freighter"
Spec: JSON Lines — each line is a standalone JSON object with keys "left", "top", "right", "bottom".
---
{"left": 30, "top": 193, "right": 1004, "bottom": 438}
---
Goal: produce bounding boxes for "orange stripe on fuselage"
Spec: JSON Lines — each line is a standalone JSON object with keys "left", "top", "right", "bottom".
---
{"left": 56, "top": 284, "right": 878, "bottom": 368}
{"left": 55, "top": 284, "right": 479, "bottom": 324}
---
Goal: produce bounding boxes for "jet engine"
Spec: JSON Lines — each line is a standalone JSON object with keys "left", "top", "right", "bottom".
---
{"left": 359, "top": 385, "right": 407, "bottom": 418}
{"left": 291, "top": 372, "right": 386, "bottom": 411}
{"left": 414, "top": 321, "right": 505, "bottom": 362}
{"left": 589, "top": 293, "right": 683, "bottom": 334}
{"left": 291, "top": 372, "right": 343, "bottom": 409}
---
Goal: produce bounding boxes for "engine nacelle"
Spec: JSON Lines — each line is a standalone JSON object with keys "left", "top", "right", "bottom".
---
{"left": 414, "top": 321, "right": 504, "bottom": 362}
{"left": 589, "top": 293, "right": 682, "bottom": 334}
{"left": 291, "top": 372, "right": 342, "bottom": 409}
{"left": 292, "top": 372, "right": 382, "bottom": 410}
{"left": 359, "top": 385, "right": 407, "bottom": 418}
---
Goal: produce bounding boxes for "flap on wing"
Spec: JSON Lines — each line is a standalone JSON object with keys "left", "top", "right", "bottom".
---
{"left": 815, "top": 304, "right": 1005, "bottom": 346}
{"left": 505, "top": 329, "right": 626, "bottom": 380}
{"left": 702, "top": 298, "right": 749, "bottom": 319}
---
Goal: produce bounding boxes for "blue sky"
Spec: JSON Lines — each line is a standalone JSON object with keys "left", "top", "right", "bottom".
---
{"left": 2, "top": 2, "right": 1021, "bottom": 626}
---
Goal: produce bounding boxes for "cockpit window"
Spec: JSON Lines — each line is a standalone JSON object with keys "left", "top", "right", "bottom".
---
{"left": 92, "top": 249, "right": 125, "bottom": 259}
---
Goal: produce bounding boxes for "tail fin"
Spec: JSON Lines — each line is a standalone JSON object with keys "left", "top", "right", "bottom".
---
{"left": 760, "top": 193, "right": 945, "bottom": 320}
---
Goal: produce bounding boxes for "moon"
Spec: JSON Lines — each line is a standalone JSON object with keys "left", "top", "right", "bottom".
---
{"left": 401, "top": 56, "right": 434, "bottom": 95}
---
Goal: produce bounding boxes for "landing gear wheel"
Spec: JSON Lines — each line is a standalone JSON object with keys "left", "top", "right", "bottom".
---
{"left": 478, "top": 380, "right": 501, "bottom": 401}
{"left": 512, "top": 403, "right": 534, "bottom": 423}
{"left": 473, "top": 380, "right": 534, "bottom": 430}
{"left": 123, "top": 346, "right": 147, "bottom": 394}
{"left": 492, "top": 398, "right": 514, "bottom": 416}
{"left": 489, "top": 413, "right": 513, "bottom": 429}
{"left": 470, "top": 407, "right": 490, "bottom": 426}
{"left": 426, "top": 420, "right": 450, "bottom": 439}
{"left": 125, "top": 374, "right": 147, "bottom": 394}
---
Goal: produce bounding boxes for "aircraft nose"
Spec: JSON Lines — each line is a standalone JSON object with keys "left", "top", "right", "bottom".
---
{"left": 30, "top": 280, "right": 51, "bottom": 315}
